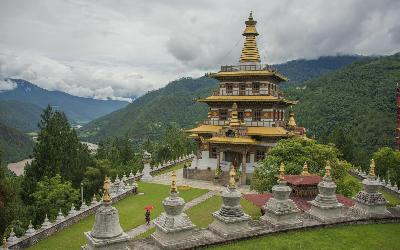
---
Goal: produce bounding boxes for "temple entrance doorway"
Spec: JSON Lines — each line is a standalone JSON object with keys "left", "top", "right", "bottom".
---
{"left": 224, "top": 151, "right": 242, "bottom": 169}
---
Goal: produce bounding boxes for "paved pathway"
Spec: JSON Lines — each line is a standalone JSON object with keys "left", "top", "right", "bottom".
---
{"left": 148, "top": 168, "right": 257, "bottom": 194}
{"left": 126, "top": 190, "right": 218, "bottom": 238}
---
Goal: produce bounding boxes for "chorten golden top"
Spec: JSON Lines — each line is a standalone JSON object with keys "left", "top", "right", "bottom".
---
{"left": 102, "top": 176, "right": 111, "bottom": 202}
{"left": 239, "top": 11, "right": 261, "bottom": 63}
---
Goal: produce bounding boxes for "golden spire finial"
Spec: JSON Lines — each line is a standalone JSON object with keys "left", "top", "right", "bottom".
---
{"left": 229, "top": 102, "right": 241, "bottom": 127}
{"left": 369, "top": 159, "right": 376, "bottom": 177}
{"left": 325, "top": 160, "right": 331, "bottom": 177}
{"left": 240, "top": 12, "right": 260, "bottom": 63}
{"left": 102, "top": 176, "right": 111, "bottom": 202}
{"left": 171, "top": 171, "right": 177, "bottom": 193}
{"left": 279, "top": 163, "right": 285, "bottom": 181}
{"left": 229, "top": 166, "right": 236, "bottom": 187}
{"left": 301, "top": 162, "right": 310, "bottom": 176}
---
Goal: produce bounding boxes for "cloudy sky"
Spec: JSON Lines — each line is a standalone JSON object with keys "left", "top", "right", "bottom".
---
{"left": 0, "top": 0, "right": 399, "bottom": 101}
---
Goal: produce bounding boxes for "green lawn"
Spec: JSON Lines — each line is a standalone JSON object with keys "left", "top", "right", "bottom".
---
{"left": 29, "top": 182, "right": 208, "bottom": 250}
{"left": 212, "top": 223, "right": 400, "bottom": 250}
{"left": 153, "top": 163, "right": 186, "bottom": 176}
{"left": 135, "top": 194, "right": 261, "bottom": 239}
{"left": 380, "top": 188, "right": 400, "bottom": 207}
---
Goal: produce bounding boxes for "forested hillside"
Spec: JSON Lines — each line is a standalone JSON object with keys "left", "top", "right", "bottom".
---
{"left": 0, "top": 123, "right": 33, "bottom": 163}
{"left": 0, "top": 100, "right": 42, "bottom": 132}
{"left": 0, "top": 79, "right": 128, "bottom": 124}
{"left": 80, "top": 77, "right": 216, "bottom": 143}
{"left": 275, "top": 55, "right": 366, "bottom": 86}
{"left": 80, "top": 55, "right": 364, "bottom": 142}
{"left": 286, "top": 53, "right": 400, "bottom": 167}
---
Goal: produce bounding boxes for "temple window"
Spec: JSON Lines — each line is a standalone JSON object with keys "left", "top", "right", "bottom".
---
{"left": 252, "top": 82, "right": 260, "bottom": 94}
{"left": 226, "top": 130, "right": 235, "bottom": 137}
{"left": 239, "top": 83, "right": 246, "bottom": 95}
{"left": 219, "top": 109, "right": 228, "bottom": 120}
{"left": 253, "top": 109, "right": 261, "bottom": 121}
{"left": 226, "top": 83, "right": 233, "bottom": 94}
{"left": 256, "top": 150, "right": 265, "bottom": 161}
{"left": 238, "top": 110, "right": 244, "bottom": 121}
{"left": 210, "top": 146, "right": 217, "bottom": 159}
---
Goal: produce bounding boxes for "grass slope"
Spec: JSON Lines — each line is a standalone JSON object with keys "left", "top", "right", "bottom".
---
{"left": 212, "top": 223, "right": 400, "bottom": 250}
{"left": 29, "top": 182, "right": 208, "bottom": 250}
{"left": 135, "top": 194, "right": 262, "bottom": 239}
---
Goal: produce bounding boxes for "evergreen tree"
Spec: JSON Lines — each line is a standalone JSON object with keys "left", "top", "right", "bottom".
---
{"left": 21, "top": 106, "right": 93, "bottom": 203}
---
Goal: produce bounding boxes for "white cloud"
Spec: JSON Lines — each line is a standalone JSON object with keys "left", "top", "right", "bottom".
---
{"left": 0, "top": 0, "right": 399, "bottom": 100}
{"left": 0, "top": 78, "right": 16, "bottom": 92}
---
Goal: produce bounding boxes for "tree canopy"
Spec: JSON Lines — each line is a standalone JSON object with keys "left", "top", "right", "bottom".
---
{"left": 251, "top": 137, "right": 358, "bottom": 197}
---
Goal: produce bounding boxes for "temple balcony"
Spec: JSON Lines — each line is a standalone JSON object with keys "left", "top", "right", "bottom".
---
{"left": 219, "top": 64, "right": 277, "bottom": 72}
{"left": 203, "top": 119, "right": 285, "bottom": 127}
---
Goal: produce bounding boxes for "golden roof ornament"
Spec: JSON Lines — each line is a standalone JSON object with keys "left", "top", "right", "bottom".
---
{"left": 287, "top": 111, "right": 297, "bottom": 128}
{"left": 325, "top": 160, "right": 331, "bottom": 177}
{"left": 229, "top": 102, "right": 241, "bottom": 127}
{"left": 102, "top": 176, "right": 111, "bottom": 203}
{"left": 229, "top": 167, "right": 237, "bottom": 188}
{"left": 239, "top": 11, "right": 261, "bottom": 63}
{"left": 279, "top": 163, "right": 285, "bottom": 181}
{"left": 368, "top": 159, "right": 376, "bottom": 177}
{"left": 171, "top": 171, "right": 177, "bottom": 193}
{"left": 301, "top": 162, "right": 310, "bottom": 176}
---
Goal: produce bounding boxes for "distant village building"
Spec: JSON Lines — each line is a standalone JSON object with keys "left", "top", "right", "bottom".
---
{"left": 185, "top": 12, "right": 304, "bottom": 185}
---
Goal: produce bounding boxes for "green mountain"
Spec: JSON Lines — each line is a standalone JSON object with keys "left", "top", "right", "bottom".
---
{"left": 80, "top": 55, "right": 365, "bottom": 142}
{"left": 275, "top": 55, "right": 367, "bottom": 86}
{"left": 286, "top": 53, "right": 400, "bottom": 166}
{"left": 0, "top": 79, "right": 128, "bottom": 124}
{"left": 80, "top": 77, "right": 216, "bottom": 143}
{"left": 0, "top": 123, "right": 33, "bottom": 164}
{"left": 0, "top": 100, "right": 42, "bottom": 132}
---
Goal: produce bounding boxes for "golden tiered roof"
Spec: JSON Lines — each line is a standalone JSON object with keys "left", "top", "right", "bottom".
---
{"left": 186, "top": 125, "right": 290, "bottom": 137}
{"left": 205, "top": 136, "right": 257, "bottom": 145}
{"left": 240, "top": 11, "right": 260, "bottom": 63}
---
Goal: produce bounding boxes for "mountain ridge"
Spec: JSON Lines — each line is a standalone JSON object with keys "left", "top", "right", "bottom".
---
{"left": 0, "top": 79, "right": 129, "bottom": 124}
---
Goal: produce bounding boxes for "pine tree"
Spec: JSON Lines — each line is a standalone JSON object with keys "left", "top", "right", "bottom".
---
{"left": 21, "top": 106, "right": 93, "bottom": 203}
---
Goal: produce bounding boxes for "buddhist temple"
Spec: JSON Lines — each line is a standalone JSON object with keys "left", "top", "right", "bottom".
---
{"left": 185, "top": 12, "right": 303, "bottom": 185}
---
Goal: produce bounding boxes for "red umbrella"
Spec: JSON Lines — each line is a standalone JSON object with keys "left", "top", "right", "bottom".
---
{"left": 144, "top": 205, "right": 154, "bottom": 211}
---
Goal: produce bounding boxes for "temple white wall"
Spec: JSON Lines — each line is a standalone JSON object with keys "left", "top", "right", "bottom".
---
{"left": 191, "top": 150, "right": 259, "bottom": 173}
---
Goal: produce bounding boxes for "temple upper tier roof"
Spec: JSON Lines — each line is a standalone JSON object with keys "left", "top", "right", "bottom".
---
{"left": 197, "top": 95, "right": 296, "bottom": 105}
{"left": 208, "top": 65, "right": 287, "bottom": 82}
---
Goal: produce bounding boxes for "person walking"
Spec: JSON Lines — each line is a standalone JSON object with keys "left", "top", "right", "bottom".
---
{"left": 145, "top": 209, "right": 151, "bottom": 225}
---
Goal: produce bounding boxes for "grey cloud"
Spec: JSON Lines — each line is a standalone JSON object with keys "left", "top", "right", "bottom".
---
{"left": 0, "top": 0, "right": 399, "bottom": 100}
